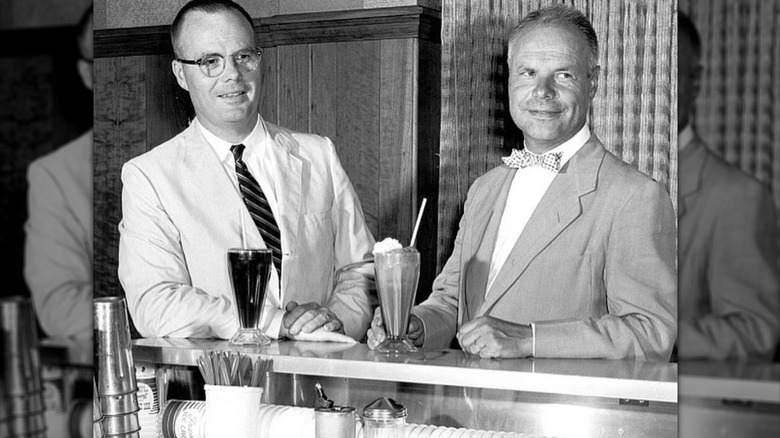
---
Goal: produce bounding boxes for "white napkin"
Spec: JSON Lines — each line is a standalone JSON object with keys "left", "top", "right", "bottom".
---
{"left": 288, "top": 327, "right": 357, "bottom": 344}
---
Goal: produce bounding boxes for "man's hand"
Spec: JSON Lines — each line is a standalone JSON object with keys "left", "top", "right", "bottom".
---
{"left": 366, "top": 307, "right": 424, "bottom": 349}
{"left": 456, "top": 316, "right": 533, "bottom": 359}
{"left": 282, "top": 302, "right": 343, "bottom": 337}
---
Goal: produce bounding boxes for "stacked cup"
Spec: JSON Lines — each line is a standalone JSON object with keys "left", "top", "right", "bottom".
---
{"left": 94, "top": 297, "right": 141, "bottom": 437}
{"left": 0, "top": 296, "right": 47, "bottom": 437}
{"left": 93, "top": 377, "right": 105, "bottom": 438}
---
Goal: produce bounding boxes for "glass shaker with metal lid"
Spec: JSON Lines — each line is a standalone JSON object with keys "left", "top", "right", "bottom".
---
{"left": 362, "top": 397, "right": 406, "bottom": 438}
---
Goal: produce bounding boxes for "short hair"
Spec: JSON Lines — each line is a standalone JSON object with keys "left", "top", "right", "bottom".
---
{"left": 508, "top": 4, "right": 599, "bottom": 69}
{"left": 170, "top": 0, "right": 255, "bottom": 57}
{"left": 76, "top": 5, "right": 93, "bottom": 59}
{"left": 678, "top": 11, "right": 701, "bottom": 60}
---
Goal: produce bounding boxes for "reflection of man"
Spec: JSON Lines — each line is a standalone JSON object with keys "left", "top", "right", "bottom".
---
{"left": 24, "top": 7, "right": 93, "bottom": 339}
{"left": 369, "top": 5, "right": 676, "bottom": 360}
{"left": 118, "top": 0, "right": 375, "bottom": 340}
{"left": 677, "top": 12, "right": 779, "bottom": 361}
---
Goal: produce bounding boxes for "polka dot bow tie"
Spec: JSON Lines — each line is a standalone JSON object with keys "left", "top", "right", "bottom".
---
{"left": 502, "top": 148, "right": 563, "bottom": 172}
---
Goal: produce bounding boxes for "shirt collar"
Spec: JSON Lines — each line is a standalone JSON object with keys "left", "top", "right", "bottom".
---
{"left": 523, "top": 123, "right": 591, "bottom": 168}
{"left": 197, "top": 115, "right": 267, "bottom": 163}
{"left": 678, "top": 123, "right": 694, "bottom": 152}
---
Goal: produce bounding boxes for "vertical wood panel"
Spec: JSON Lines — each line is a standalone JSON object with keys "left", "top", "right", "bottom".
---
{"left": 146, "top": 54, "right": 190, "bottom": 148}
{"left": 379, "top": 38, "right": 417, "bottom": 247}
{"left": 416, "top": 38, "right": 441, "bottom": 302}
{"left": 93, "top": 57, "right": 147, "bottom": 298}
{"left": 259, "top": 46, "right": 278, "bottom": 125}
{"left": 277, "top": 44, "right": 310, "bottom": 133}
{"left": 310, "top": 40, "right": 381, "bottom": 236}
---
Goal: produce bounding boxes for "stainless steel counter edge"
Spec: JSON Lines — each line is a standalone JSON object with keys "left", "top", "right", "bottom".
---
{"left": 133, "top": 338, "right": 678, "bottom": 403}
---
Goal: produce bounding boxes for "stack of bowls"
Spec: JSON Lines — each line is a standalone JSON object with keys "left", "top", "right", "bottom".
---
{"left": 0, "top": 296, "right": 47, "bottom": 437}
{"left": 94, "top": 297, "right": 141, "bottom": 437}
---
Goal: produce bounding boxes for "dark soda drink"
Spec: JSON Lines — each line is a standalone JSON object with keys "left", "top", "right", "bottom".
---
{"left": 227, "top": 249, "right": 272, "bottom": 344}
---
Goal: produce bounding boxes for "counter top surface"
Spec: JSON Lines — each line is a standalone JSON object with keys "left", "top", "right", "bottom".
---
{"left": 679, "top": 361, "right": 780, "bottom": 403}
{"left": 132, "top": 337, "right": 678, "bottom": 403}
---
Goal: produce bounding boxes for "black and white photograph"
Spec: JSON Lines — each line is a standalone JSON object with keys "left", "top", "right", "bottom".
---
{"left": 0, "top": 0, "right": 778, "bottom": 437}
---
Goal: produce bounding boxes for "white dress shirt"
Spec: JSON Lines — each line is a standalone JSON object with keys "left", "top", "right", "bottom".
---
{"left": 486, "top": 124, "right": 591, "bottom": 356}
{"left": 199, "top": 116, "right": 287, "bottom": 338}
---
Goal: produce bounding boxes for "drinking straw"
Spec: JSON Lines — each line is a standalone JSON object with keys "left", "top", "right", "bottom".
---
{"left": 240, "top": 209, "right": 247, "bottom": 249}
{"left": 409, "top": 198, "right": 427, "bottom": 248}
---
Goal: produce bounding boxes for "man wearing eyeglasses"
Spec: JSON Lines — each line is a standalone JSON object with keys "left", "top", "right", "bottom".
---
{"left": 118, "top": 0, "right": 376, "bottom": 341}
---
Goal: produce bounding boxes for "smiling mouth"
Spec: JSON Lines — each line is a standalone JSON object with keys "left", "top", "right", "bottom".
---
{"left": 219, "top": 91, "right": 246, "bottom": 98}
{"left": 528, "top": 110, "right": 562, "bottom": 118}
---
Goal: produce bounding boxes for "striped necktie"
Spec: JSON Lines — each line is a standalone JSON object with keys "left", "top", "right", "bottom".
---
{"left": 231, "top": 144, "right": 283, "bottom": 275}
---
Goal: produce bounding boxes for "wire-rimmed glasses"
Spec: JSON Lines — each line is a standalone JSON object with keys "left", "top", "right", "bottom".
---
{"left": 176, "top": 48, "right": 263, "bottom": 77}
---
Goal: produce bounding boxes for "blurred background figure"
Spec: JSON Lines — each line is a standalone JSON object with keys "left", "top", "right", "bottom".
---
{"left": 23, "top": 6, "right": 93, "bottom": 340}
{"left": 0, "top": 0, "right": 93, "bottom": 310}
{"left": 677, "top": 10, "right": 779, "bottom": 362}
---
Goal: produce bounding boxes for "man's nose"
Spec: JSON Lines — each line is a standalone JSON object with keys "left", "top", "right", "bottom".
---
{"left": 222, "top": 56, "right": 241, "bottom": 79}
{"left": 532, "top": 76, "right": 556, "bottom": 99}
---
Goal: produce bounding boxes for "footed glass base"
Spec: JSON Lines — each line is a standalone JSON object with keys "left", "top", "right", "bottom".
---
{"left": 229, "top": 328, "right": 270, "bottom": 346}
{"left": 376, "top": 337, "right": 417, "bottom": 354}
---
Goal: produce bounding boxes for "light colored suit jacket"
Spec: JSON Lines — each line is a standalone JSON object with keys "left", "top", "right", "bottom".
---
{"left": 414, "top": 134, "right": 677, "bottom": 360}
{"left": 678, "top": 136, "right": 779, "bottom": 360}
{"left": 118, "top": 120, "right": 376, "bottom": 340}
{"left": 24, "top": 130, "right": 93, "bottom": 339}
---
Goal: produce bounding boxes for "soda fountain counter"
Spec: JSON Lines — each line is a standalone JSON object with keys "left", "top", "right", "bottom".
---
{"left": 131, "top": 338, "right": 678, "bottom": 437}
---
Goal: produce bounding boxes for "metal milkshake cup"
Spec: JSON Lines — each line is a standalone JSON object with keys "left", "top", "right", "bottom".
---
{"left": 94, "top": 297, "right": 138, "bottom": 397}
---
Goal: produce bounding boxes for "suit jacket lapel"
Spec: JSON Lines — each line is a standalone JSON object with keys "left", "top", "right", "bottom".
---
{"left": 265, "top": 125, "right": 303, "bottom": 282}
{"left": 462, "top": 168, "right": 515, "bottom": 321}
{"left": 182, "top": 123, "right": 256, "bottom": 245}
{"left": 678, "top": 136, "right": 706, "bottom": 219}
{"left": 478, "top": 135, "right": 603, "bottom": 315}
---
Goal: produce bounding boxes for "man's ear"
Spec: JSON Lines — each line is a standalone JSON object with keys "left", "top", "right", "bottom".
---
{"left": 172, "top": 60, "right": 189, "bottom": 91}
{"left": 588, "top": 65, "right": 600, "bottom": 99}
{"left": 77, "top": 59, "right": 93, "bottom": 91}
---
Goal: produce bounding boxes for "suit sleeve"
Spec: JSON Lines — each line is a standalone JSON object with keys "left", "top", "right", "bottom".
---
{"left": 24, "top": 160, "right": 92, "bottom": 339}
{"left": 118, "top": 162, "right": 238, "bottom": 339}
{"left": 534, "top": 180, "right": 678, "bottom": 361}
{"left": 679, "top": 183, "right": 779, "bottom": 360}
{"left": 412, "top": 181, "right": 483, "bottom": 350}
{"left": 323, "top": 138, "right": 378, "bottom": 341}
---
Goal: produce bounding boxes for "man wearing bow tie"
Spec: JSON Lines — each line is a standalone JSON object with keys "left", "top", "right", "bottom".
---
{"left": 368, "top": 5, "right": 676, "bottom": 360}
{"left": 118, "top": 0, "right": 376, "bottom": 341}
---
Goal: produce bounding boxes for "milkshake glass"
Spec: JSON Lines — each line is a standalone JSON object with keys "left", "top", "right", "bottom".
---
{"left": 228, "top": 248, "right": 273, "bottom": 345}
{"left": 374, "top": 247, "right": 420, "bottom": 354}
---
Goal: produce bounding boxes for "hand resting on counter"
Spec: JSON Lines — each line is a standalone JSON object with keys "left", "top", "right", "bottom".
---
{"left": 456, "top": 316, "right": 533, "bottom": 359}
{"left": 282, "top": 301, "right": 344, "bottom": 337}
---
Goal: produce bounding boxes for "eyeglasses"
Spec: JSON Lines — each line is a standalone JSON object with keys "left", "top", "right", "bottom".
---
{"left": 176, "top": 48, "right": 263, "bottom": 78}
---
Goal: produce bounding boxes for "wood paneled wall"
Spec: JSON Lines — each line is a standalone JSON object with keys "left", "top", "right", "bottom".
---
{"left": 93, "top": 7, "right": 441, "bottom": 303}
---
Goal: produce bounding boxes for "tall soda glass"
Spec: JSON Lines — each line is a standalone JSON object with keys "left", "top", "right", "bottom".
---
{"left": 228, "top": 248, "right": 273, "bottom": 345}
{"left": 374, "top": 247, "right": 420, "bottom": 354}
